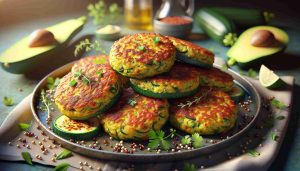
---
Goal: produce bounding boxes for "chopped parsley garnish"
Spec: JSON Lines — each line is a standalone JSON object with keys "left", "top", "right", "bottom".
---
{"left": 271, "top": 99, "right": 287, "bottom": 109}
{"left": 153, "top": 37, "right": 161, "bottom": 44}
{"left": 239, "top": 68, "right": 258, "bottom": 78}
{"left": 82, "top": 77, "right": 90, "bottom": 85}
{"left": 2, "top": 96, "right": 14, "bottom": 106}
{"left": 18, "top": 123, "right": 30, "bottom": 131}
{"left": 247, "top": 149, "right": 260, "bottom": 157}
{"left": 69, "top": 79, "right": 77, "bottom": 86}
{"left": 137, "top": 45, "right": 146, "bottom": 51}
{"left": 127, "top": 98, "right": 137, "bottom": 106}
{"left": 96, "top": 70, "right": 103, "bottom": 77}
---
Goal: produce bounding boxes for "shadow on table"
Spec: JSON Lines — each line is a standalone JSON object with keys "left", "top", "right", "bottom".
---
{"left": 265, "top": 53, "right": 300, "bottom": 71}
{"left": 268, "top": 84, "right": 300, "bottom": 171}
{"left": 23, "top": 34, "right": 94, "bottom": 80}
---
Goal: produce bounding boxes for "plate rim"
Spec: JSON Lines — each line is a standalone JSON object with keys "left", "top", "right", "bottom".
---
{"left": 30, "top": 60, "right": 262, "bottom": 162}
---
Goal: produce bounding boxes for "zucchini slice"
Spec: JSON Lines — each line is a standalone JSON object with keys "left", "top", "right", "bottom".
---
{"left": 130, "top": 82, "right": 199, "bottom": 99}
{"left": 53, "top": 115, "right": 100, "bottom": 140}
{"left": 228, "top": 84, "right": 245, "bottom": 103}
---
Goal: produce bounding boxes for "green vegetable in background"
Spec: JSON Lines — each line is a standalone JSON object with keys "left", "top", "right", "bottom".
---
{"left": 207, "top": 7, "right": 274, "bottom": 28}
{"left": 87, "top": 0, "right": 122, "bottom": 25}
{"left": 194, "top": 8, "right": 237, "bottom": 46}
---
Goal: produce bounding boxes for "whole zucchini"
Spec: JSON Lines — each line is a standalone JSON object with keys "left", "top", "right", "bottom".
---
{"left": 194, "top": 8, "right": 238, "bottom": 46}
{"left": 208, "top": 7, "right": 274, "bottom": 28}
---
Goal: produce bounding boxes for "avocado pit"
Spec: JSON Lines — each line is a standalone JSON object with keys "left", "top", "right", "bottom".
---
{"left": 29, "top": 29, "right": 57, "bottom": 47}
{"left": 250, "top": 30, "right": 276, "bottom": 47}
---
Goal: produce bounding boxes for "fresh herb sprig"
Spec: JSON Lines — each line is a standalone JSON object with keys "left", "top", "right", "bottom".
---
{"left": 18, "top": 123, "right": 30, "bottom": 131}
{"left": 271, "top": 98, "right": 287, "bottom": 109}
{"left": 56, "top": 149, "right": 73, "bottom": 160}
{"left": 21, "top": 152, "right": 33, "bottom": 165}
{"left": 247, "top": 149, "right": 260, "bottom": 157}
{"left": 40, "top": 89, "right": 51, "bottom": 116}
{"left": 87, "top": 0, "right": 122, "bottom": 25}
{"left": 74, "top": 39, "right": 107, "bottom": 57}
{"left": 54, "top": 163, "right": 69, "bottom": 171}
{"left": 177, "top": 87, "right": 212, "bottom": 108}
{"left": 148, "top": 130, "right": 171, "bottom": 150}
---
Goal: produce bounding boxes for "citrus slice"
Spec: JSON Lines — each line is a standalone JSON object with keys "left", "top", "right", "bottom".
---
{"left": 259, "top": 65, "right": 284, "bottom": 89}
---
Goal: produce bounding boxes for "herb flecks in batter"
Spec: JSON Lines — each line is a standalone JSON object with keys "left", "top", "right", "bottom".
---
{"left": 153, "top": 36, "right": 161, "bottom": 44}
{"left": 72, "top": 70, "right": 91, "bottom": 86}
{"left": 127, "top": 98, "right": 137, "bottom": 106}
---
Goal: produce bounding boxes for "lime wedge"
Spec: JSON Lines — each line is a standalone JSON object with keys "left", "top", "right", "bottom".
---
{"left": 259, "top": 65, "right": 284, "bottom": 89}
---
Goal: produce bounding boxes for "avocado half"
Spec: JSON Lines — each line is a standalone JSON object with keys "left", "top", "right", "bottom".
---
{"left": 227, "top": 26, "right": 289, "bottom": 68}
{"left": 0, "top": 16, "right": 87, "bottom": 74}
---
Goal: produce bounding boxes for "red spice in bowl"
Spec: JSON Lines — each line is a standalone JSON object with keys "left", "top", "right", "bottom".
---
{"left": 160, "top": 16, "right": 192, "bottom": 25}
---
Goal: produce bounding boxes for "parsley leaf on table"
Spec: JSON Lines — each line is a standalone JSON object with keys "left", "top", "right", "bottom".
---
{"left": 148, "top": 130, "right": 171, "bottom": 150}
{"left": 271, "top": 99, "right": 287, "bottom": 109}
{"left": 2, "top": 96, "right": 14, "bottom": 106}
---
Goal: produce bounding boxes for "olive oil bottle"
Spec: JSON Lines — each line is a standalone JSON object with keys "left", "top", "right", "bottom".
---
{"left": 124, "top": 0, "right": 153, "bottom": 30}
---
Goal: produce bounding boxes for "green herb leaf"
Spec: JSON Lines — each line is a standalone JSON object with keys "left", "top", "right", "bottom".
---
{"left": 2, "top": 96, "right": 14, "bottom": 106}
{"left": 271, "top": 132, "right": 279, "bottom": 141}
{"left": 21, "top": 152, "right": 32, "bottom": 165}
{"left": 276, "top": 115, "right": 285, "bottom": 120}
{"left": 247, "top": 149, "right": 260, "bottom": 157}
{"left": 183, "top": 162, "right": 197, "bottom": 171}
{"left": 271, "top": 99, "right": 287, "bottom": 109}
{"left": 148, "top": 139, "right": 160, "bottom": 149}
{"left": 54, "top": 162, "right": 69, "bottom": 171}
{"left": 191, "top": 133, "right": 203, "bottom": 148}
{"left": 47, "top": 77, "right": 61, "bottom": 89}
{"left": 153, "top": 37, "right": 160, "bottom": 44}
{"left": 137, "top": 45, "right": 146, "bottom": 51}
{"left": 69, "top": 79, "right": 77, "bottom": 87}
{"left": 96, "top": 70, "right": 104, "bottom": 78}
{"left": 56, "top": 149, "right": 73, "bottom": 160}
{"left": 127, "top": 98, "right": 137, "bottom": 106}
{"left": 82, "top": 77, "right": 90, "bottom": 85}
{"left": 248, "top": 68, "right": 257, "bottom": 78}
{"left": 93, "top": 57, "right": 107, "bottom": 64}
{"left": 74, "top": 70, "right": 82, "bottom": 78}
{"left": 161, "top": 139, "right": 171, "bottom": 150}
{"left": 181, "top": 135, "right": 191, "bottom": 145}
{"left": 18, "top": 123, "right": 30, "bottom": 131}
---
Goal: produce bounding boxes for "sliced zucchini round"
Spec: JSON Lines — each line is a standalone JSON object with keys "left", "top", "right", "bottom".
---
{"left": 130, "top": 82, "right": 199, "bottom": 99}
{"left": 53, "top": 115, "right": 100, "bottom": 140}
{"left": 228, "top": 84, "right": 245, "bottom": 103}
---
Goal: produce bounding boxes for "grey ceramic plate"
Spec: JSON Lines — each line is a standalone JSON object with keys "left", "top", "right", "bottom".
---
{"left": 31, "top": 61, "right": 261, "bottom": 162}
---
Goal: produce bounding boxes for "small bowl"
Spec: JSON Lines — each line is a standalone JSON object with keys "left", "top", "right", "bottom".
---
{"left": 154, "top": 16, "right": 193, "bottom": 38}
{"left": 96, "top": 25, "right": 121, "bottom": 41}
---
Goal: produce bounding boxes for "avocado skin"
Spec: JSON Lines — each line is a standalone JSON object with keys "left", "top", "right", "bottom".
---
{"left": 231, "top": 49, "right": 286, "bottom": 69}
{"left": 0, "top": 17, "right": 86, "bottom": 74}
